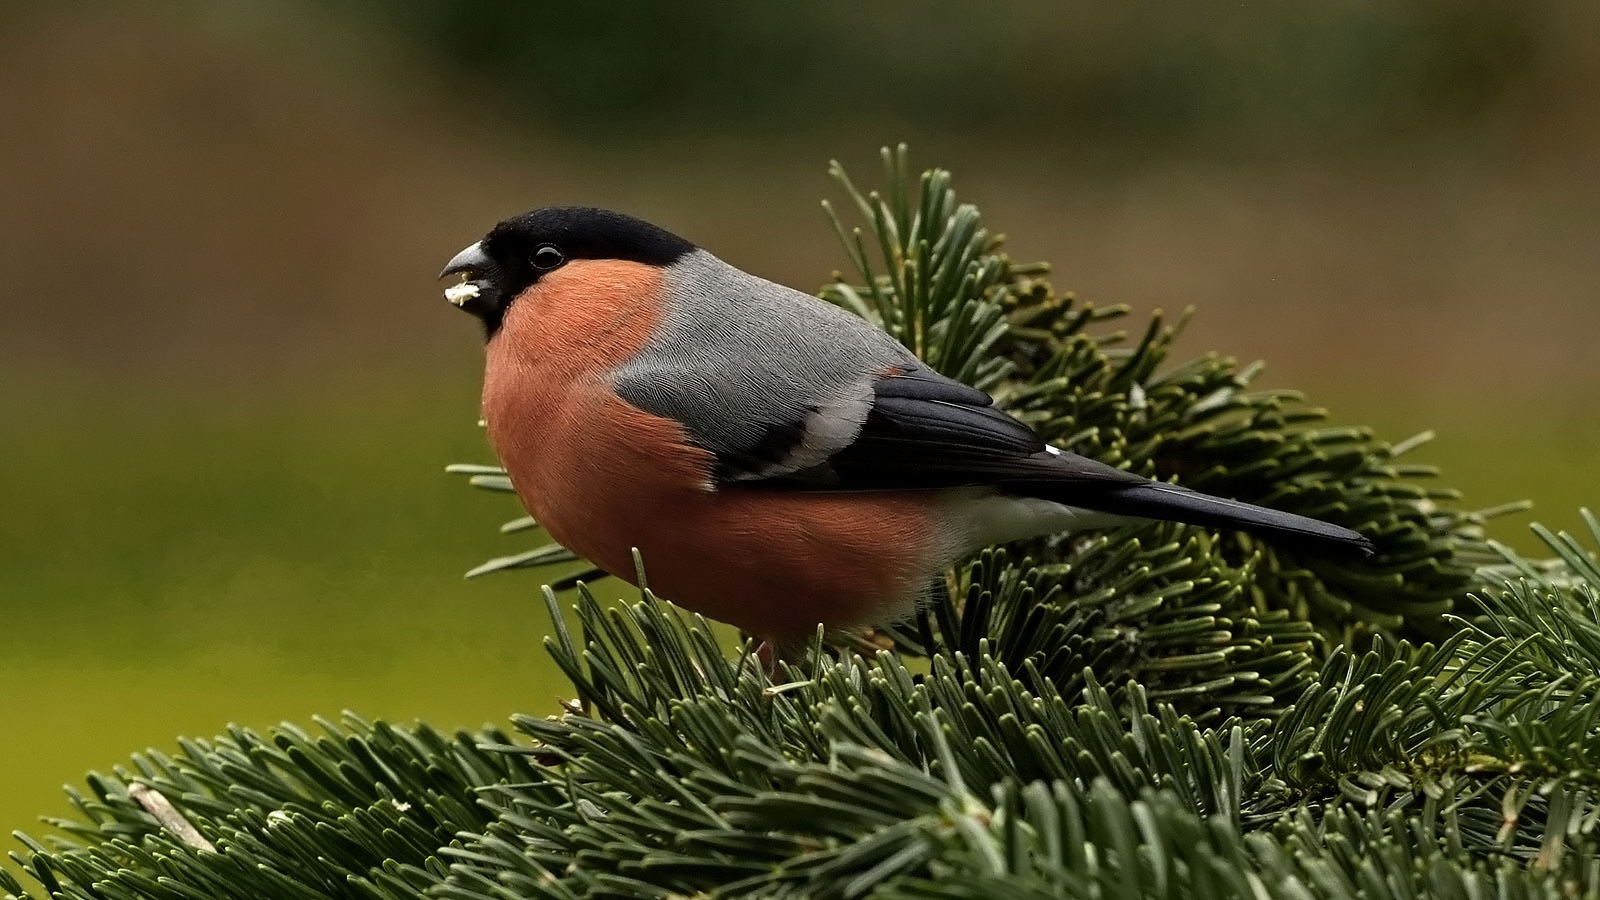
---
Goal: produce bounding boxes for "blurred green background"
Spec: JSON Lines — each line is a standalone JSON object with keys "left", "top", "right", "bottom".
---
{"left": 3, "top": 1, "right": 1597, "bottom": 843}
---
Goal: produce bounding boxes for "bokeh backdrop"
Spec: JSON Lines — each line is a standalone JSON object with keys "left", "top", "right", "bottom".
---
{"left": 4, "top": 1, "right": 1597, "bottom": 844}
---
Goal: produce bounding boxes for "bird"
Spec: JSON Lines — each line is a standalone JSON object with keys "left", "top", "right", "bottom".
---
{"left": 439, "top": 206, "right": 1373, "bottom": 657}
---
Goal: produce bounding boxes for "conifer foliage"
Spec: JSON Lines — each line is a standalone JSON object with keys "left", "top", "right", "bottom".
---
{"left": 5, "top": 149, "right": 1595, "bottom": 900}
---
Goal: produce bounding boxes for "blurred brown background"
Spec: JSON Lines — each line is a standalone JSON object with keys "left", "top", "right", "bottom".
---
{"left": 3, "top": 2, "right": 1596, "bottom": 840}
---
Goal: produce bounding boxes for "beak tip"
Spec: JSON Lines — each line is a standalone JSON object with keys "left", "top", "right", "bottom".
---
{"left": 439, "top": 241, "right": 492, "bottom": 280}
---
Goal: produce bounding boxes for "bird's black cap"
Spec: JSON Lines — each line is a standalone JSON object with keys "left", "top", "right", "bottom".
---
{"left": 439, "top": 206, "right": 696, "bottom": 338}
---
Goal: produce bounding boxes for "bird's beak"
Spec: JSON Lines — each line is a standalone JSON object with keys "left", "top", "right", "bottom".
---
{"left": 439, "top": 241, "right": 491, "bottom": 279}
{"left": 439, "top": 241, "right": 494, "bottom": 308}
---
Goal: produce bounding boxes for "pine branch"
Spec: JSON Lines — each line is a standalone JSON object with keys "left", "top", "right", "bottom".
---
{"left": 7, "top": 515, "right": 1598, "bottom": 899}
{"left": 1, "top": 715, "right": 537, "bottom": 900}
{"left": 819, "top": 145, "right": 1505, "bottom": 644}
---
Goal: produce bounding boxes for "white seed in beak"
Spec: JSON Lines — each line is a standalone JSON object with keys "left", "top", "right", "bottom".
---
{"left": 444, "top": 279, "right": 482, "bottom": 307}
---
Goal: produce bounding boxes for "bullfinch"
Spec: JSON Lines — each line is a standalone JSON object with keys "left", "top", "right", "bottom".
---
{"left": 440, "top": 206, "right": 1373, "bottom": 655}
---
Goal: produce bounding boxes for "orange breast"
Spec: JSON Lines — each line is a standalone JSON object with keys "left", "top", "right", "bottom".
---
{"left": 480, "top": 259, "right": 948, "bottom": 645}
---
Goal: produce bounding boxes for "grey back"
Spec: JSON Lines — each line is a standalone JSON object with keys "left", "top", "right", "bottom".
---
{"left": 610, "top": 250, "right": 918, "bottom": 481}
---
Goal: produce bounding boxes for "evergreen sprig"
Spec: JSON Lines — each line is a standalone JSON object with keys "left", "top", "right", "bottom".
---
{"left": 13, "top": 520, "right": 1595, "bottom": 899}
{"left": 818, "top": 146, "right": 1502, "bottom": 644}
{"left": 6, "top": 149, "right": 1592, "bottom": 900}
{"left": 1, "top": 716, "right": 537, "bottom": 900}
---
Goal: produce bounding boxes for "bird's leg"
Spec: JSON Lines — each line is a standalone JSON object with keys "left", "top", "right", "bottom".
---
{"left": 916, "top": 569, "right": 961, "bottom": 654}
{"left": 915, "top": 592, "right": 940, "bottom": 656}
{"left": 752, "top": 634, "right": 813, "bottom": 678}
{"left": 754, "top": 638, "right": 779, "bottom": 678}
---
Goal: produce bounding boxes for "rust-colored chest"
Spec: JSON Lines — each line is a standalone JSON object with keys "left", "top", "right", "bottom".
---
{"left": 480, "top": 260, "right": 712, "bottom": 561}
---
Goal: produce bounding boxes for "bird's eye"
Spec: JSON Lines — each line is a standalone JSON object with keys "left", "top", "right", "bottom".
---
{"left": 531, "top": 244, "right": 565, "bottom": 271}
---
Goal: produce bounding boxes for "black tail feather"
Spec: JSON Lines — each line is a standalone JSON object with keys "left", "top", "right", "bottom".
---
{"left": 1038, "top": 480, "right": 1376, "bottom": 556}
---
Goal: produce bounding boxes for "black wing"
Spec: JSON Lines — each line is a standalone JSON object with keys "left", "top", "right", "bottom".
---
{"left": 762, "top": 367, "right": 1374, "bottom": 555}
{"left": 753, "top": 365, "right": 1147, "bottom": 491}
